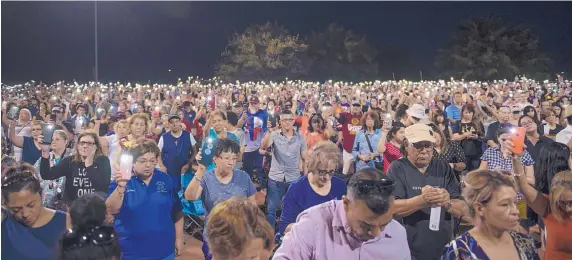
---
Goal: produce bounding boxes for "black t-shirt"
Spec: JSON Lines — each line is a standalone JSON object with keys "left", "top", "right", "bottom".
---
{"left": 454, "top": 121, "right": 484, "bottom": 157}
{"left": 387, "top": 158, "right": 461, "bottom": 260}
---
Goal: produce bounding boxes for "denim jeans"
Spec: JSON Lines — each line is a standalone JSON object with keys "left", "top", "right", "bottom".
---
{"left": 265, "top": 178, "right": 291, "bottom": 229}
{"left": 243, "top": 151, "right": 265, "bottom": 186}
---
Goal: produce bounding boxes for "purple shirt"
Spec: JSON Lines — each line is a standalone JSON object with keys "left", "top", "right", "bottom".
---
{"left": 272, "top": 200, "right": 411, "bottom": 260}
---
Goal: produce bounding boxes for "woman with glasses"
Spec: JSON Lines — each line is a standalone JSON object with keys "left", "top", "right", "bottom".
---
{"left": 277, "top": 141, "right": 347, "bottom": 241}
{"left": 442, "top": 169, "right": 539, "bottom": 260}
{"left": 184, "top": 139, "right": 257, "bottom": 260}
{"left": 452, "top": 104, "right": 485, "bottom": 171}
{"left": 39, "top": 132, "right": 111, "bottom": 206}
{"left": 352, "top": 110, "right": 383, "bottom": 171}
{"left": 59, "top": 194, "right": 121, "bottom": 260}
{"left": 6, "top": 120, "right": 43, "bottom": 165}
{"left": 2, "top": 164, "right": 71, "bottom": 260}
{"left": 106, "top": 140, "right": 183, "bottom": 260}
{"left": 512, "top": 148, "right": 572, "bottom": 260}
{"left": 33, "top": 130, "right": 71, "bottom": 210}
{"left": 207, "top": 198, "right": 274, "bottom": 260}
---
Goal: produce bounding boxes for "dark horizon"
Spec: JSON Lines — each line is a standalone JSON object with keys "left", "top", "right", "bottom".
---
{"left": 2, "top": 1, "right": 571, "bottom": 84}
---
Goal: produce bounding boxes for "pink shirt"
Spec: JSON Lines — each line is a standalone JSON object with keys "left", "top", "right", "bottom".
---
{"left": 272, "top": 200, "right": 411, "bottom": 260}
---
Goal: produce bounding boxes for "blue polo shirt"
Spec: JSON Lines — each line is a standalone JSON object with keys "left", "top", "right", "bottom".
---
{"left": 107, "top": 169, "right": 182, "bottom": 260}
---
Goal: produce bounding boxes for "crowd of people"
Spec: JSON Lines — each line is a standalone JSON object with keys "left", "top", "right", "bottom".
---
{"left": 1, "top": 76, "right": 572, "bottom": 260}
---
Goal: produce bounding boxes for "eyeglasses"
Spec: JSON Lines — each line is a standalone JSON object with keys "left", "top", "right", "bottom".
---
{"left": 31, "top": 128, "right": 42, "bottom": 131}
{"left": 355, "top": 179, "right": 394, "bottom": 196}
{"left": 136, "top": 159, "right": 157, "bottom": 166}
{"left": 280, "top": 118, "right": 294, "bottom": 122}
{"left": 61, "top": 225, "right": 116, "bottom": 250}
{"left": 217, "top": 156, "right": 237, "bottom": 161}
{"left": 78, "top": 141, "right": 95, "bottom": 147}
{"left": 316, "top": 169, "right": 336, "bottom": 177}
{"left": 411, "top": 142, "right": 434, "bottom": 151}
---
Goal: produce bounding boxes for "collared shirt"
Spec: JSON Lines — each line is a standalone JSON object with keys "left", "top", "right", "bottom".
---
{"left": 555, "top": 124, "right": 572, "bottom": 146}
{"left": 107, "top": 170, "right": 182, "bottom": 260}
{"left": 268, "top": 130, "right": 307, "bottom": 183}
{"left": 480, "top": 146, "right": 535, "bottom": 172}
{"left": 352, "top": 129, "right": 383, "bottom": 170}
{"left": 524, "top": 135, "right": 553, "bottom": 162}
{"left": 272, "top": 200, "right": 411, "bottom": 260}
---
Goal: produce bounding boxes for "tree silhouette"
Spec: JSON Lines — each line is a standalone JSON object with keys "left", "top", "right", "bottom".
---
{"left": 305, "top": 23, "right": 379, "bottom": 81}
{"left": 436, "top": 17, "right": 553, "bottom": 80}
{"left": 215, "top": 22, "right": 309, "bottom": 82}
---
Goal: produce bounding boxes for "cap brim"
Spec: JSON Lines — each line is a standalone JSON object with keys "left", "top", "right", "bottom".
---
{"left": 408, "top": 136, "right": 437, "bottom": 144}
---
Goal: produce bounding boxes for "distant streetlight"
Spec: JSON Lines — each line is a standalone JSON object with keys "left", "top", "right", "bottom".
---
{"left": 168, "top": 69, "right": 172, "bottom": 72}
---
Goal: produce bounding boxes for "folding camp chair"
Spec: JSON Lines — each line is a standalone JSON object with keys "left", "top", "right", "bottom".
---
{"left": 179, "top": 173, "right": 206, "bottom": 243}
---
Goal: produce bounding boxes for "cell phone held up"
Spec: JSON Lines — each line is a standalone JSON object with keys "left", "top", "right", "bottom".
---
{"left": 96, "top": 108, "right": 105, "bottom": 120}
{"left": 6, "top": 105, "right": 20, "bottom": 120}
{"left": 119, "top": 153, "right": 134, "bottom": 180}
{"left": 510, "top": 127, "right": 526, "bottom": 155}
{"left": 41, "top": 123, "right": 56, "bottom": 144}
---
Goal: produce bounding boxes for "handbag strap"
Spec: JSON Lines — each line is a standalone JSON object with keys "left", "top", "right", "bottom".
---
{"left": 364, "top": 133, "right": 380, "bottom": 161}
{"left": 364, "top": 133, "right": 375, "bottom": 153}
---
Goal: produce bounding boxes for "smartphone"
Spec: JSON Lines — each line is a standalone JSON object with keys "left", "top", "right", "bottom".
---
{"left": 510, "top": 127, "right": 526, "bottom": 155}
{"left": 50, "top": 113, "right": 57, "bottom": 122}
{"left": 383, "top": 113, "right": 392, "bottom": 129}
{"left": 41, "top": 123, "right": 56, "bottom": 144}
{"left": 199, "top": 137, "right": 215, "bottom": 166}
{"left": 119, "top": 153, "right": 134, "bottom": 180}
{"left": 96, "top": 108, "right": 105, "bottom": 120}
{"left": 7, "top": 105, "right": 20, "bottom": 120}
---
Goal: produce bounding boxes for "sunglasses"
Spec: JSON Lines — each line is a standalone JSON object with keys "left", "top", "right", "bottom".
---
{"left": 412, "top": 142, "right": 434, "bottom": 151}
{"left": 355, "top": 179, "right": 394, "bottom": 196}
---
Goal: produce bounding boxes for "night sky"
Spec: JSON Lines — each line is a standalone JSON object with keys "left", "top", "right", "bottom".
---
{"left": 2, "top": 1, "right": 571, "bottom": 84}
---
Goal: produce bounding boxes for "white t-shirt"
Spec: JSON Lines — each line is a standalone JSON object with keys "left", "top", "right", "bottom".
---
{"left": 13, "top": 122, "right": 32, "bottom": 162}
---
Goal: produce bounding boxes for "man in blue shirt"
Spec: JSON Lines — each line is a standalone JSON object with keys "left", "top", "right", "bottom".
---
{"left": 445, "top": 92, "right": 463, "bottom": 131}
{"left": 106, "top": 140, "right": 183, "bottom": 260}
{"left": 158, "top": 114, "right": 196, "bottom": 191}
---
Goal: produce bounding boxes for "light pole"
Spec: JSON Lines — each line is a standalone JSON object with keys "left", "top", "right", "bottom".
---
{"left": 94, "top": 0, "right": 99, "bottom": 83}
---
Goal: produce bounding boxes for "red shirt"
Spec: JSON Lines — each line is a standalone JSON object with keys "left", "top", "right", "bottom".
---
{"left": 383, "top": 142, "right": 402, "bottom": 173}
{"left": 339, "top": 112, "right": 362, "bottom": 153}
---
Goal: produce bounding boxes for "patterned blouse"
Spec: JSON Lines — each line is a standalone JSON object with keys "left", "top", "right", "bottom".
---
{"left": 480, "top": 146, "right": 534, "bottom": 172}
{"left": 434, "top": 141, "right": 466, "bottom": 164}
{"left": 442, "top": 231, "right": 539, "bottom": 260}
{"left": 34, "top": 149, "right": 71, "bottom": 210}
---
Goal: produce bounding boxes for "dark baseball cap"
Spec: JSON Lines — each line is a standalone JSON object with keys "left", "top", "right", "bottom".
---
{"left": 249, "top": 96, "right": 260, "bottom": 104}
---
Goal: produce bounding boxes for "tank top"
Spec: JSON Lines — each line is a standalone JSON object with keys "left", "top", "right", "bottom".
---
{"left": 1, "top": 210, "right": 67, "bottom": 260}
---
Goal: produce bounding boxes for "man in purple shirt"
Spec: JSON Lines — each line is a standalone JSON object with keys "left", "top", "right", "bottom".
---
{"left": 272, "top": 168, "right": 411, "bottom": 260}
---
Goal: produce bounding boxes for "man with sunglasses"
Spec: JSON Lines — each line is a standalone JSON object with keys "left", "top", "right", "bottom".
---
{"left": 273, "top": 168, "right": 410, "bottom": 260}
{"left": 260, "top": 110, "right": 306, "bottom": 230}
{"left": 387, "top": 123, "right": 470, "bottom": 260}
{"left": 334, "top": 102, "right": 363, "bottom": 176}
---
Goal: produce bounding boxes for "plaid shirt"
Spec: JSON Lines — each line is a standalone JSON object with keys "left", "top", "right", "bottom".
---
{"left": 480, "top": 146, "right": 534, "bottom": 201}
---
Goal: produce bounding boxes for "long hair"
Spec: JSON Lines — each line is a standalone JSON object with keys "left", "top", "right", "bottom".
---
{"left": 428, "top": 123, "right": 449, "bottom": 152}
{"left": 307, "top": 113, "right": 326, "bottom": 133}
{"left": 361, "top": 110, "right": 381, "bottom": 131}
{"left": 73, "top": 132, "right": 104, "bottom": 162}
{"left": 461, "top": 104, "right": 484, "bottom": 136}
{"left": 534, "top": 143, "right": 570, "bottom": 194}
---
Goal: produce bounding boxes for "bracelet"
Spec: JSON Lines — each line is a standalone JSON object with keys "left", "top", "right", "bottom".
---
{"left": 195, "top": 176, "right": 203, "bottom": 181}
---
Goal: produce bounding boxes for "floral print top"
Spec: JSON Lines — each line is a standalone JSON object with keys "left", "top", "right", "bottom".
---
{"left": 442, "top": 231, "right": 539, "bottom": 260}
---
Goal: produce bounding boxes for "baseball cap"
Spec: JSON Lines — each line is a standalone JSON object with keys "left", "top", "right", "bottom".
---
{"left": 249, "top": 96, "right": 260, "bottom": 104}
{"left": 51, "top": 105, "right": 63, "bottom": 113}
{"left": 404, "top": 123, "right": 436, "bottom": 144}
{"left": 406, "top": 104, "right": 428, "bottom": 120}
{"left": 168, "top": 114, "right": 181, "bottom": 121}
